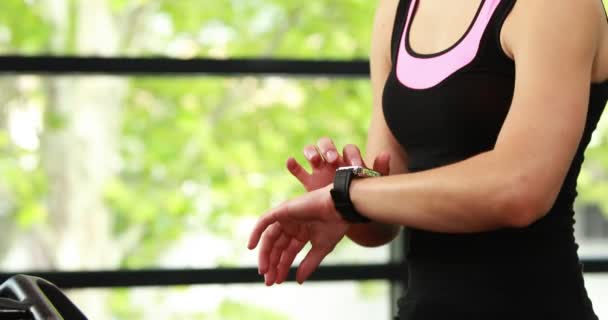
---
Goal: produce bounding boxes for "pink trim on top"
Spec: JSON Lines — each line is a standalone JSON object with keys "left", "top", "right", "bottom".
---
{"left": 396, "top": 0, "right": 502, "bottom": 90}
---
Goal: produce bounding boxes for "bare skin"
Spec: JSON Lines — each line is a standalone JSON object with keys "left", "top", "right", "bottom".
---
{"left": 250, "top": 0, "right": 608, "bottom": 285}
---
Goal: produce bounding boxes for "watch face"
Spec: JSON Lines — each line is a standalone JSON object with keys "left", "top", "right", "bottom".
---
{"left": 338, "top": 166, "right": 381, "bottom": 177}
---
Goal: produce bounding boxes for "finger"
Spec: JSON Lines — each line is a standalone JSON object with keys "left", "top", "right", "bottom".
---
{"left": 276, "top": 238, "right": 307, "bottom": 284}
{"left": 303, "top": 145, "right": 323, "bottom": 169}
{"left": 296, "top": 245, "right": 332, "bottom": 284}
{"left": 316, "top": 137, "right": 340, "bottom": 165}
{"left": 249, "top": 193, "right": 325, "bottom": 250}
{"left": 286, "top": 157, "right": 311, "bottom": 185}
{"left": 269, "top": 233, "right": 290, "bottom": 272}
{"left": 343, "top": 144, "right": 364, "bottom": 167}
{"left": 264, "top": 268, "right": 277, "bottom": 286}
{"left": 373, "top": 152, "right": 391, "bottom": 176}
{"left": 248, "top": 206, "right": 284, "bottom": 250}
{"left": 258, "top": 223, "right": 283, "bottom": 274}
{"left": 313, "top": 145, "right": 327, "bottom": 163}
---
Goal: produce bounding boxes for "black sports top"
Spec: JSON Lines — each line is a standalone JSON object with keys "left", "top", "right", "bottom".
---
{"left": 382, "top": 0, "right": 608, "bottom": 318}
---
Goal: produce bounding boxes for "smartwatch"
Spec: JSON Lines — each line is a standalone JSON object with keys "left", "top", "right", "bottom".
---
{"left": 330, "top": 166, "right": 381, "bottom": 223}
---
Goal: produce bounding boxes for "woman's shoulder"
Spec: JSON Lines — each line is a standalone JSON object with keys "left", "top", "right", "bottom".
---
{"left": 371, "top": 0, "right": 402, "bottom": 68}
{"left": 501, "top": 0, "right": 606, "bottom": 66}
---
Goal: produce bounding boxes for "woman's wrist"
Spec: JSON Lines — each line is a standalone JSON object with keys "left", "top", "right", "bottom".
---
{"left": 348, "top": 178, "right": 374, "bottom": 221}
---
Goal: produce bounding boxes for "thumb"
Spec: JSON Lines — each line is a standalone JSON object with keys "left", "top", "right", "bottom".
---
{"left": 373, "top": 152, "right": 391, "bottom": 176}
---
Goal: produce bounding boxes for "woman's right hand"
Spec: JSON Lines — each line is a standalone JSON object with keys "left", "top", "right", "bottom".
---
{"left": 287, "top": 137, "right": 391, "bottom": 191}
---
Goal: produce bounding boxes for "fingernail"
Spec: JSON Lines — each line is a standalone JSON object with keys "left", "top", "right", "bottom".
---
{"left": 326, "top": 150, "right": 338, "bottom": 162}
{"left": 304, "top": 149, "right": 316, "bottom": 160}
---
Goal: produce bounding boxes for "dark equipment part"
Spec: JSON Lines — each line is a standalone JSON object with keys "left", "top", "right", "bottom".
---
{"left": 0, "top": 274, "right": 87, "bottom": 320}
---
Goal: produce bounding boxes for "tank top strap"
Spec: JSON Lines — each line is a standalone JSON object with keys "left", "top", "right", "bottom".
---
{"left": 389, "top": 0, "right": 412, "bottom": 65}
{"left": 485, "top": 0, "right": 517, "bottom": 67}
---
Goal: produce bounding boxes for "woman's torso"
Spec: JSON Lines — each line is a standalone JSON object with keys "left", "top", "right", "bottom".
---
{"left": 379, "top": 0, "right": 608, "bottom": 318}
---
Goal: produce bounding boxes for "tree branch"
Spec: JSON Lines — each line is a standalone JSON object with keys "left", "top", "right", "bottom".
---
{"left": 119, "top": 0, "right": 162, "bottom": 54}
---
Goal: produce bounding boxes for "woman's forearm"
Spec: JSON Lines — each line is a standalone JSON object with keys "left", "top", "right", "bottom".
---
{"left": 345, "top": 143, "right": 408, "bottom": 247}
{"left": 350, "top": 150, "right": 540, "bottom": 233}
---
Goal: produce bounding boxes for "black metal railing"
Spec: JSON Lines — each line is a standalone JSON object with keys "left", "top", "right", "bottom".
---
{"left": 0, "top": 264, "right": 405, "bottom": 289}
{"left": 0, "top": 56, "right": 369, "bottom": 77}
{"left": 0, "top": 258, "right": 606, "bottom": 289}
{"left": 0, "top": 55, "right": 398, "bottom": 293}
{"left": 1, "top": 55, "right": 607, "bottom": 292}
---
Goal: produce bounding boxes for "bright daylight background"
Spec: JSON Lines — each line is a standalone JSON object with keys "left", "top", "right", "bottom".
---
{"left": 0, "top": 0, "right": 606, "bottom": 319}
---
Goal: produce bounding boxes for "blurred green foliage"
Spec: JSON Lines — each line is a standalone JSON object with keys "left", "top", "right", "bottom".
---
{"left": 0, "top": 0, "right": 382, "bottom": 319}
{"left": 0, "top": 0, "right": 607, "bottom": 319}
{"left": 108, "top": 77, "right": 374, "bottom": 269}
{"left": 0, "top": 0, "right": 374, "bottom": 59}
{"left": 216, "top": 300, "right": 289, "bottom": 320}
{"left": 0, "top": 0, "right": 378, "bottom": 259}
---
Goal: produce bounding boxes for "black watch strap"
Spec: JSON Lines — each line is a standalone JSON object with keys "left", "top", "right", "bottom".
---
{"left": 330, "top": 169, "right": 371, "bottom": 223}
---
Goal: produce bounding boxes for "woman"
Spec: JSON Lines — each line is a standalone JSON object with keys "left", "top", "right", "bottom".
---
{"left": 248, "top": 0, "right": 608, "bottom": 318}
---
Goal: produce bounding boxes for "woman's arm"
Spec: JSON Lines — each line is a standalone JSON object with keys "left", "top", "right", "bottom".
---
{"left": 350, "top": 0, "right": 601, "bottom": 233}
{"left": 345, "top": 0, "right": 408, "bottom": 247}
{"left": 248, "top": 0, "right": 603, "bottom": 285}
{"left": 364, "top": 0, "right": 408, "bottom": 176}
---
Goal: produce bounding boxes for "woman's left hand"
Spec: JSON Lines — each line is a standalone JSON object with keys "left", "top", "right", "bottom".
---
{"left": 248, "top": 184, "right": 349, "bottom": 285}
